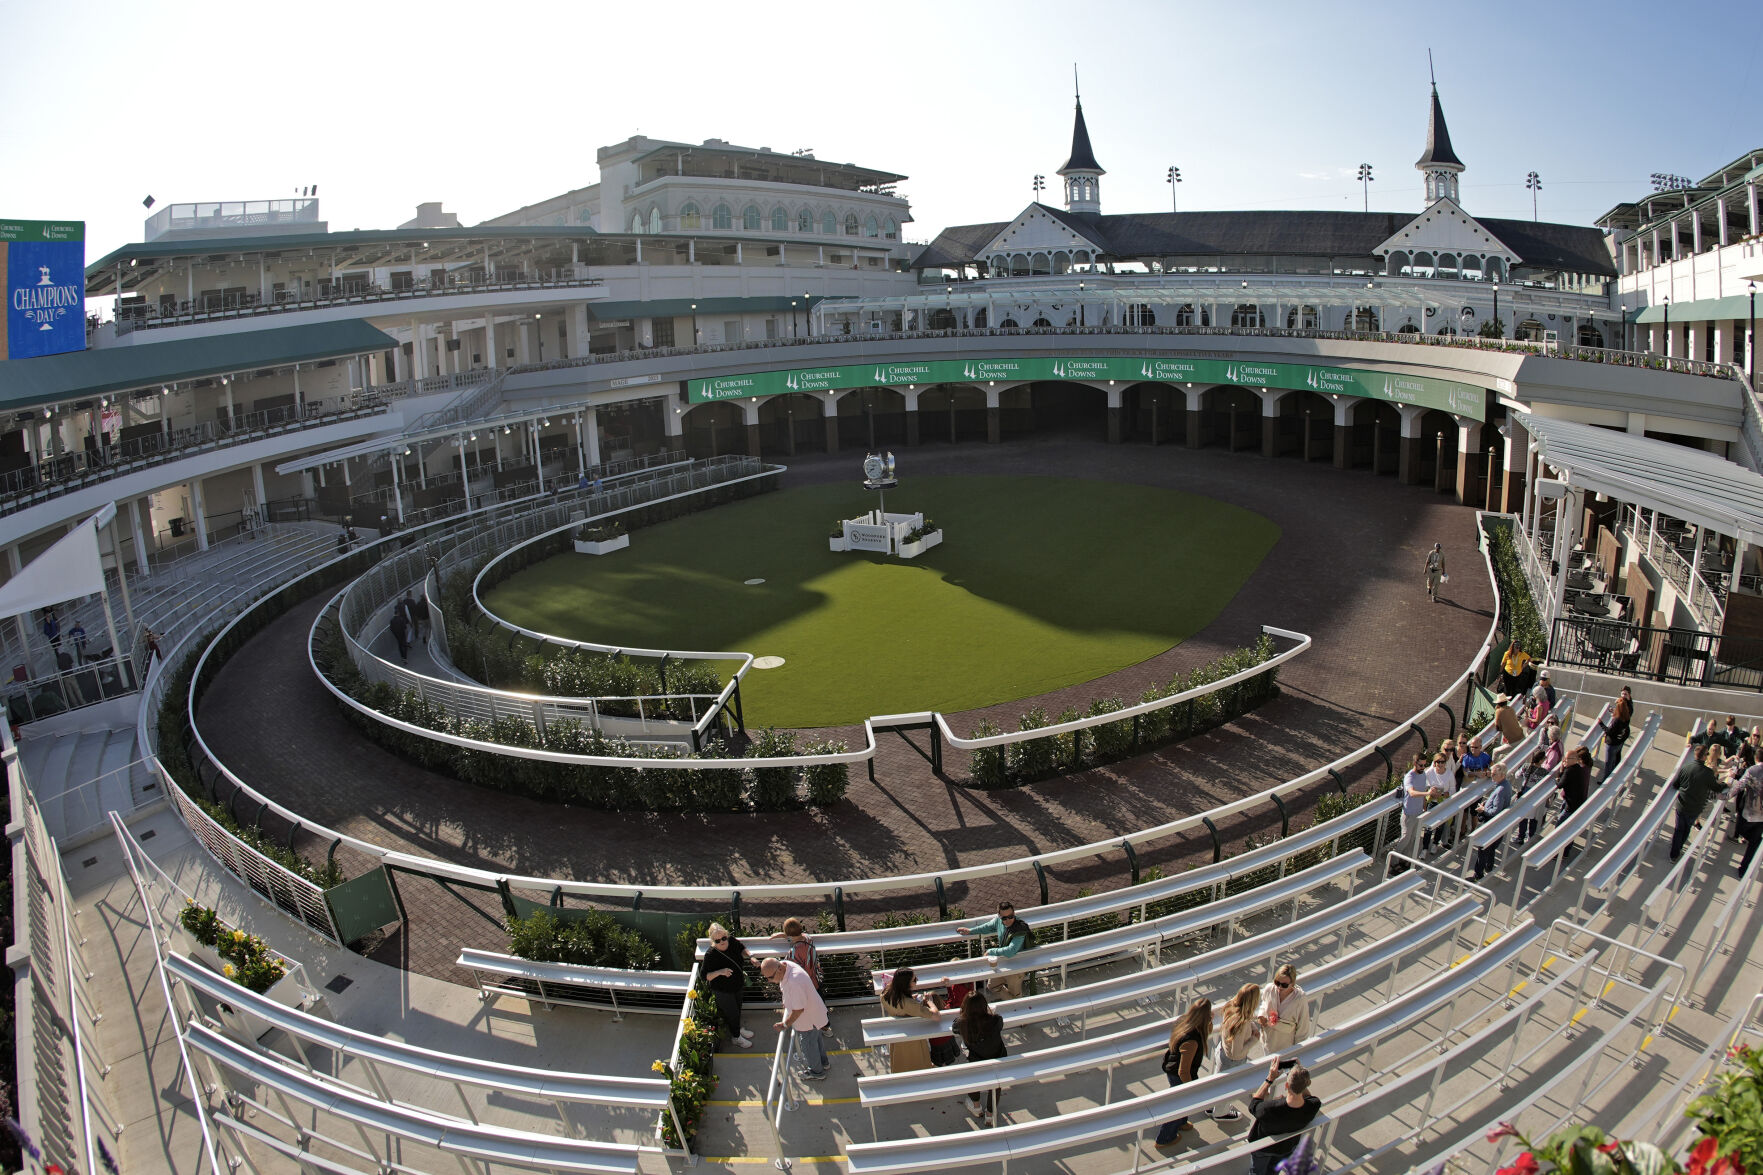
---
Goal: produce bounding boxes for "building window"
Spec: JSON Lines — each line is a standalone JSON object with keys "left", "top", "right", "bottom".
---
{"left": 1175, "top": 304, "right": 1209, "bottom": 327}
{"left": 649, "top": 207, "right": 661, "bottom": 234}
{"left": 652, "top": 317, "right": 675, "bottom": 347}
{"left": 1230, "top": 304, "right": 1263, "bottom": 328}
{"left": 742, "top": 205, "right": 761, "bottom": 231}
{"left": 884, "top": 217, "right": 897, "bottom": 240}
{"left": 864, "top": 215, "right": 879, "bottom": 238}
{"left": 681, "top": 203, "right": 701, "bottom": 230}
{"left": 713, "top": 204, "right": 732, "bottom": 230}
{"left": 631, "top": 212, "right": 644, "bottom": 233}
{"left": 772, "top": 207, "right": 788, "bottom": 232}
{"left": 798, "top": 209, "right": 813, "bottom": 233}
{"left": 844, "top": 213, "right": 859, "bottom": 236}
{"left": 823, "top": 211, "right": 837, "bottom": 235}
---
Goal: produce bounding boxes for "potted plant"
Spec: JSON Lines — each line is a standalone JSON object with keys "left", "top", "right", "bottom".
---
{"left": 897, "top": 517, "right": 943, "bottom": 559}
{"left": 828, "top": 520, "right": 849, "bottom": 552}
{"left": 574, "top": 519, "right": 630, "bottom": 556}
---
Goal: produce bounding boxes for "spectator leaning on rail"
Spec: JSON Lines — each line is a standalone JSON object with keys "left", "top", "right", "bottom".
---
{"left": 1245, "top": 1055, "right": 1322, "bottom": 1175}
{"left": 1668, "top": 743, "right": 1726, "bottom": 863}
{"left": 770, "top": 917, "right": 832, "bottom": 1037}
{"left": 1497, "top": 643, "right": 1535, "bottom": 698}
{"left": 760, "top": 956, "right": 830, "bottom": 1080}
{"left": 957, "top": 901, "right": 1035, "bottom": 998}
{"left": 1491, "top": 693, "right": 1525, "bottom": 748}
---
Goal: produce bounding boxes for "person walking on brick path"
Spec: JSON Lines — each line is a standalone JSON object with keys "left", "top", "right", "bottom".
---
{"left": 1425, "top": 542, "right": 1446, "bottom": 602}
{"left": 1668, "top": 743, "right": 1725, "bottom": 862}
{"left": 702, "top": 922, "right": 756, "bottom": 1048}
{"left": 761, "top": 956, "right": 829, "bottom": 1079}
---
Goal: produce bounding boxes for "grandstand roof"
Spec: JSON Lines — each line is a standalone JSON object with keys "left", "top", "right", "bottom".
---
{"left": 1524, "top": 413, "right": 1763, "bottom": 544}
{"left": 0, "top": 320, "right": 396, "bottom": 410}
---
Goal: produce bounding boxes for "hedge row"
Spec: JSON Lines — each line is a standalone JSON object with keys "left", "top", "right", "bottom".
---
{"left": 966, "top": 634, "right": 1283, "bottom": 787}
{"left": 1484, "top": 517, "right": 1547, "bottom": 657}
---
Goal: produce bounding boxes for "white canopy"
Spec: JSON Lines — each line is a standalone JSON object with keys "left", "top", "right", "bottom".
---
{"left": 1523, "top": 414, "right": 1763, "bottom": 547}
{"left": 0, "top": 506, "right": 113, "bottom": 623}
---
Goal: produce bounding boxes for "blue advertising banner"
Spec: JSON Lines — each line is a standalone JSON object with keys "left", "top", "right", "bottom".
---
{"left": 2, "top": 219, "right": 86, "bottom": 361}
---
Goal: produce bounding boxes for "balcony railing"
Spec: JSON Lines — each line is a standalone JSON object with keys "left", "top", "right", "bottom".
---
{"left": 111, "top": 269, "right": 604, "bottom": 333}
{"left": 0, "top": 402, "right": 387, "bottom": 518}
{"left": 1620, "top": 505, "right": 1730, "bottom": 629}
{"left": 1547, "top": 615, "right": 1763, "bottom": 691}
{"left": 506, "top": 322, "right": 1744, "bottom": 382}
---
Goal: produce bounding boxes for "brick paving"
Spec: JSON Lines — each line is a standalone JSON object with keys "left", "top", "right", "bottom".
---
{"left": 195, "top": 434, "right": 1494, "bottom": 982}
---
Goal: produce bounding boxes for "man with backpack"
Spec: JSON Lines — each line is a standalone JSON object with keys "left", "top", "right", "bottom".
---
{"left": 957, "top": 900, "right": 1035, "bottom": 998}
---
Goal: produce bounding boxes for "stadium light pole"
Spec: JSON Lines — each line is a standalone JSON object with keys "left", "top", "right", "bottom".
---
{"left": 1033, "top": 174, "right": 1045, "bottom": 201}
{"left": 1357, "top": 163, "right": 1374, "bottom": 212}
{"left": 1167, "top": 166, "right": 1182, "bottom": 212}
{"left": 1526, "top": 172, "right": 1542, "bottom": 221}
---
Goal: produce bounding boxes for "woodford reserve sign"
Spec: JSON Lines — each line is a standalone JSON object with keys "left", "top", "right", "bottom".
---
{"left": 688, "top": 355, "right": 1485, "bottom": 421}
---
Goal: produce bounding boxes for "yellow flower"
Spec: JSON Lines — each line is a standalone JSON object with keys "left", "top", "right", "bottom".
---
{"left": 232, "top": 929, "right": 246, "bottom": 942}
{"left": 687, "top": 988, "right": 699, "bottom": 999}
{"left": 223, "top": 964, "right": 236, "bottom": 977}
{"left": 651, "top": 1060, "right": 666, "bottom": 1073}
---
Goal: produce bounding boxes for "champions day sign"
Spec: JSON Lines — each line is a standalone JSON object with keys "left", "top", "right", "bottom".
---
{"left": 2, "top": 219, "right": 86, "bottom": 361}
{"left": 689, "top": 354, "right": 1485, "bottom": 421}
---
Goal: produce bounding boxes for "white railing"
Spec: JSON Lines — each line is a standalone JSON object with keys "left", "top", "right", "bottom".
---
{"left": 1623, "top": 505, "right": 1727, "bottom": 628}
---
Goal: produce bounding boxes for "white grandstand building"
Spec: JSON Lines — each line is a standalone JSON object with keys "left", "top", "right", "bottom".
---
{"left": 5, "top": 77, "right": 1763, "bottom": 1175}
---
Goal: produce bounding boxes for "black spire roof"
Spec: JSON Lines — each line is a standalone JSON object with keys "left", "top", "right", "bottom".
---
{"left": 1058, "top": 98, "right": 1105, "bottom": 175}
{"left": 1415, "top": 85, "right": 1463, "bottom": 170}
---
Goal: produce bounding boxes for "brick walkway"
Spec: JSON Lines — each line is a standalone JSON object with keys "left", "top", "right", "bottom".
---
{"left": 196, "top": 435, "right": 1494, "bottom": 982}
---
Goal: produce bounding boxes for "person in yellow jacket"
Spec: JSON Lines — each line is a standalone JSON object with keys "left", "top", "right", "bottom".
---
{"left": 1498, "top": 643, "right": 1534, "bottom": 696}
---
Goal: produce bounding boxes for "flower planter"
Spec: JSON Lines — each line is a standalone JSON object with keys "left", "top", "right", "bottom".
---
{"left": 221, "top": 969, "right": 309, "bottom": 1042}
{"left": 897, "top": 530, "right": 944, "bottom": 560}
{"left": 573, "top": 534, "right": 630, "bottom": 556}
{"left": 828, "top": 536, "right": 850, "bottom": 552}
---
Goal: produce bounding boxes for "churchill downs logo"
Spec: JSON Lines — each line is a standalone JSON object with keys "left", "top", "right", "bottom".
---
{"left": 1140, "top": 359, "right": 1198, "bottom": 380}
{"left": 1223, "top": 363, "right": 1277, "bottom": 386}
{"left": 14, "top": 264, "right": 80, "bottom": 330}
{"left": 1305, "top": 368, "right": 1356, "bottom": 394}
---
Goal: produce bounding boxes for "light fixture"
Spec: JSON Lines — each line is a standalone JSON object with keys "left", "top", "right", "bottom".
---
{"left": 161, "top": 386, "right": 169, "bottom": 395}
{"left": 503, "top": 425, "right": 511, "bottom": 435}
{"left": 469, "top": 432, "right": 478, "bottom": 442}
{"left": 403, "top": 447, "right": 411, "bottom": 456}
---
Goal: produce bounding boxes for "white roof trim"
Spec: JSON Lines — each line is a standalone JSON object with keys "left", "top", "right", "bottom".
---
{"left": 1523, "top": 413, "right": 1763, "bottom": 546}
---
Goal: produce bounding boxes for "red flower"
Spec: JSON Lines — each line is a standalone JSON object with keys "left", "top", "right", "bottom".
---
{"left": 1496, "top": 1154, "right": 1540, "bottom": 1175}
{"left": 1688, "top": 1137, "right": 1720, "bottom": 1175}
{"left": 1486, "top": 1122, "right": 1521, "bottom": 1144}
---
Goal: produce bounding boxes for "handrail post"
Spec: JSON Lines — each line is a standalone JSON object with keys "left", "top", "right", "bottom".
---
{"left": 1327, "top": 767, "right": 1349, "bottom": 795}
{"left": 933, "top": 876, "right": 948, "bottom": 921}
{"left": 1410, "top": 722, "right": 1429, "bottom": 751}
{"left": 1033, "top": 860, "right": 1049, "bottom": 906}
{"left": 833, "top": 886, "right": 846, "bottom": 932}
{"left": 1270, "top": 793, "right": 1290, "bottom": 838}
{"left": 1201, "top": 815, "right": 1222, "bottom": 863}
{"left": 1435, "top": 700, "right": 1456, "bottom": 740}
{"left": 1121, "top": 839, "right": 1140, "bottom": 886}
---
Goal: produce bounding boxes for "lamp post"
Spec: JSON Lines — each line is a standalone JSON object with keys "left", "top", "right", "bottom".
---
{"left": 946, "top": 284, "right": 954, "bottom": 332}
{"left": 690, "top": 302, "right": 699, "bottom": 346}
{"left": 1663, "top": 296, "right": 1671, "bottom": 358}
{"left": 1167, "top": 165, "right": 1182, "bottom": 212}
{"left": 1749, "top": 282, "right": 1756, "bottom": 386}
{"left": 1078, "top": 280, "right": 1085, "bottom": 328}
{"left": 1525, "top": 172, "right": 1542, "bottom": 221}
{"left": 1492, "top": 282, "right": 1501, "bottom": 339}
{"left": 1619, "top": 303, "right": 1628, "bottom": 352}
{"left": 533, "top": 312, "right": 543, "bottom": 362}
{"left": 1486, "top": 445, "right": 1498, "bottom": 512}
{"left": 803, "top": 292, "right": 811, "bottom": 338}
{"left": 789, "top": 299, "right": 798, "bottom": 338}
{"left": 1357, "top": 163, "right": 1374, "bottom": 213}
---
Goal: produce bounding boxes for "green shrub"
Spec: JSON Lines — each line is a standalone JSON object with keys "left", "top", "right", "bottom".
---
{"left": 691, "top": 740, "right": 748, "bottom": 811}
{"left": 1052, "top": 705, "right": 1085, "bottom": 768}
{"left": 748, "top": 728, "right": 800, "bottom": 810}
{"left": 1011, "top": 707, "right": 1057, "bottom": 780}
{"left": 867, "top": 908, "right": 967, "bottom": 972}
{"left": 803, "top": 741, "right": 850, "bottom": 806}
{"left": 506, "top": 908, "right": 660, "bottom": 971}
{"left": 968, "top": 720, "right": 1009, "bottom": 788}
{"left": 1089, "top": 697, "right": 1134, "bottom": 761}
{"left": 1484, "top": 517, "right": 1546, "bottom": 658}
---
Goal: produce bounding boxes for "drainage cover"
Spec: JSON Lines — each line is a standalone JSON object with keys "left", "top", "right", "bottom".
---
{"left": 744, "top": 578, "right": 766, "bottom": 585}
{"left": 325, "top": 974, "right": 354, "bottom": 994}
{"left": 752, "top": 656, "right": 786, "bottom": 669}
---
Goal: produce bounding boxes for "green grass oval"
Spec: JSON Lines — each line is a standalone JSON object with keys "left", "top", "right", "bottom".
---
{"left": 483, "top": 476, "right": 1279, "bottom": 729}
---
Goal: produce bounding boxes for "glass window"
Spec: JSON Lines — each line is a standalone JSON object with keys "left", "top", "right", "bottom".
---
{"left": 742, "top": 205, "right": 761, "bottom": 231}
{"left": 864, "top": 215, "right": 879, "bottom": 238}
{"left": 844, "top": 213, "right": 859, "bottom": 236}
{"left": 823, "top": 211, "right": 837, "bottom": 235}
{"left": 649, "top": 207, "right": 661, "bottom": 234}
{"left": 798, "top": 209, "right": 813, "bottom": 233}
{"left": 680, "top": 203, "right": 701, "bottom": 230}
{"left": 884, "top": 217, "right": 897, "bottom": 240}
{"left": 712, "top": 204, "right": 732, "bottom": 230}
{"left": 630, "top": 212, "right": 643, "bottom": 233}
{"left": 772, "top": 207, "right": 788, "bottom": 232}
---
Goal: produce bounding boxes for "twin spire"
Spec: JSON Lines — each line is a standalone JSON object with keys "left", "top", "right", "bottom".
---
{"left": 1056, "top": 68, "right": 1104, "bottom": 214}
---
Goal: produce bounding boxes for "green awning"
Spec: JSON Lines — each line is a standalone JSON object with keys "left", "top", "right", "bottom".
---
{"left": 1631, "top": 293, "right": 1761, "bottom": 324}
{"left": 0, "top": 320, "right": 397, "bottom": 411}
{"left": 587, "top": 295, "right": 826, "bottom": 323}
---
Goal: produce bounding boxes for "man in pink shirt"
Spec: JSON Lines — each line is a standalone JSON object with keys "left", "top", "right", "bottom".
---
{"left": 761, "top": 957, "right": 829, "bottom": 1079}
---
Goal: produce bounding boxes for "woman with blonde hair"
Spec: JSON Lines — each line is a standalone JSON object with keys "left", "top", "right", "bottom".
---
{"left": 1154, "top": 998, "right": 1213, "bottom": 1147}
{"left": 1258, "top": 964, "right": 1311, "bottom": 1055}
{"left": 1204, "top": 983, "right": 1263, "bottom": 1122}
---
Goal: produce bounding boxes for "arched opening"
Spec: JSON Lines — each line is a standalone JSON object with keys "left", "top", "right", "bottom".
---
{"left": 999, "top": 317, "right": 1020, "bottom": 329}
{"left": 1230, "top": 303, "right": 1264, "bottom": 328}
{"left": 1420, "top": 409, "right": 1459, "bottom": 490}
{"left": 884, "top": 217, "right": 897, "bottom": 240}
{"left": 1176, "top": 303, "right": 1210, "bottom": 327}
{"left": 1350, "top": 306, "right": 1380, "bottom": 332}
{"left": 758, "top": 392, "right": 826, "bottom": 457}
{"left": 927, "top": 308, "right": 957, "bottom": 330}
{"left": 798, "top": 209, "right": 814, "bottom": 233}
{"left": 1355, "top": 401, "right": 1403, "bottom": 475}
{"left": 822, "top": 211, "right": 837, "bottom": 235}
{"left": 1386, "top": 251, "right": 1409, "bottom": 276}
{"left": 1032, "top": 253, "right": 1052, "bottom": 275}
{"left": 1286, "top": 304, "right": 1319, "bottom": 330}
{"left": 1010, "top": 254, "right": 1030, "bottom": 277}
{"left": 1024, "top": 381, "right": 1108, "bottom": 440}
{"left": 742, "top": 206, "right": 762, "bottom": 231}
{"left": 863, "top": 216, "right": 879, "bottom": 238}
{"left": 1435, "top": 325, "right": 1458, "bottom": 336}
{"left": 771, "top": 207, "right": 788, "bottom": 232}
{"left": 712, "top": 204, "right": 733, "bottom": 230}
{"left": 1411, "top": 251, "right": 1436, "bottom": 278}
{"left": 1436, "top": 253, "right": 1459, "bottom": 280}
{"left": 681, "top": 400, "right": 748, "bottom": 460}
{"left": 917, "top": 384, "right": 988, "bottom": 444}
{"left": 1284, "top": 389, "right": 1335, "bottom": 462}
{"left": 971, "top": 308, "right": 988, "bottom": 328}
{"left": 680, "top": 203, "right": 702, "bottom": 230}
{"left": 1397, "top": 323, "right": 1421, "bottom": 335}
{"left": 1125, "top": 303, "right": 1156, "bottom": 327}
{"left": 1482, "top": 258, "right": 1505, "bottom": 282}
{"left": 1516, "top": 318, "right": 1546, "bottom": 342}
{"left": 837, "top": 387, "right": 906, "bottom": 449}
{"left": 1031, "top": 317, "right": 1053, "bottom": 328}
{"left": 630, "top": 212, "right": 644, "bottom": 233}
{"left": 1053, "top": 252, "right": 1071, "bottom": 275}
{"left": 1459, "top": 254, "right": 1481, "bottom": 279}
{"left": 649, "top": 207, "right": 661, "bottom": 234}
{"left": 1205, "top": 385, "right": 1262, "bottom": 453}
{"left": 1577, "top": 323, "right": 1606, "bottom": 347}
{"left": 844, "top": 213, "right": 859, "bottom": 236}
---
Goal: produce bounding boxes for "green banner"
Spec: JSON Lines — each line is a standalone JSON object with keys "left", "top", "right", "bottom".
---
{"left": 688, "top": 354, "right": 1485, "bottom": 420}
{"left": 0, "top": 219, "right": 84, "bottom": 243}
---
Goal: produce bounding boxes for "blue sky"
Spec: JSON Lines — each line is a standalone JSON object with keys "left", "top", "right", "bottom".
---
{"left": 6, "top": 0, "right": 1761, "bottom": 262}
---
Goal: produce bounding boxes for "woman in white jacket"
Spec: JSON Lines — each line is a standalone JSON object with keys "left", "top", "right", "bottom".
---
{"left": 1258, "top": 964, "right": 1311, "bottom": 1055}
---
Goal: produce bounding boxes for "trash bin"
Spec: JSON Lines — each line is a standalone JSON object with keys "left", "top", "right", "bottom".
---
{"left": 170, "top": 517, "right": 187, "bottom": 537}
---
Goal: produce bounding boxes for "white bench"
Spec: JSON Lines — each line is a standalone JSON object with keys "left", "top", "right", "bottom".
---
{"left": 458, "top": 948, "right": 691, "bottom": 1017}
{"left": 1580, "top": 723, "right": 1699, "bottom": 910}
{"left": 185, "top": 1021, "right": 643, "bottom": 1174}
{"left": 1515, "top": 712, "right": 1662, "bottom": 904}
{"left": 844, "top": 923, "right": 1544, "bottom": 1173}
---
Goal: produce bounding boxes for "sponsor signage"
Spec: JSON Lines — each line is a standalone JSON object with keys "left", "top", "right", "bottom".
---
{"left": 844, "top": 523, "right": 892, "bottom": 552}
{"left": 2, "top": 219, "right": 86, "bottom": 361}
{"left": 689, "top": 354, "right": 1485, "bottom": 420}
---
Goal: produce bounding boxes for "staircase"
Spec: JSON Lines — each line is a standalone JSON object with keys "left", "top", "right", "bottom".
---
{"left": 18, "top": 725, "right": 142, "bottom": 844}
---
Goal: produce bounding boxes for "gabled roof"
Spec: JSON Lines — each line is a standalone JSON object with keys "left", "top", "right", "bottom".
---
{"left": 1476, "top": 217, "right": 1616, "bottom": 276}
{"left": 0, "top": 320, "right": 396, "bottom": 411}
{"left": 1415, "top": 86, "right": 1464, "bottom": 170}
{"left": 1059, "top": 99, "right": 1105, "bottom": 175}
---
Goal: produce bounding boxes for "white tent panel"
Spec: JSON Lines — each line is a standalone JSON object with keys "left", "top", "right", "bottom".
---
{"left": 0, "top": 511, "right": 112, "bottom": 624}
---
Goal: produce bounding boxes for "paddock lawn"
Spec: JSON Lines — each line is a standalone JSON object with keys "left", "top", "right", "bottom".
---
{"left": 482, "top": 476, "right": 1280, "bottom": 728}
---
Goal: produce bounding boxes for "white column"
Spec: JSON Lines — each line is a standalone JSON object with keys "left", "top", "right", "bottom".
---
{"left": 457, "top": 438, "right": 472, "bottom": 512}
{"left": 484, "top": 317, "right": 500, "bottom": 369}
{"left": 223, "top": 380, "right": 236, "bottom": 426}
{"left": 584, "top": 407, "right": 601, "bottom": 468}
{"left": 410, "top": 320, "right": 430, "bottom": 379}
{"left": 191, "top": 478, "right": 210, "bottom": 551}
{"left": 391, "top": 449, "right": 405, "bottom": 523}
{"left": 128, "top": 497, "right": 150, "bottom": 576}
{"left": 517, "top": 320, "right": 533, "bottom": 365}
{"left": 251, "top": 463, "right": 267, "bottom": 519}
{"left": 292, "top": 365, "right": 304, "bottom": 413}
